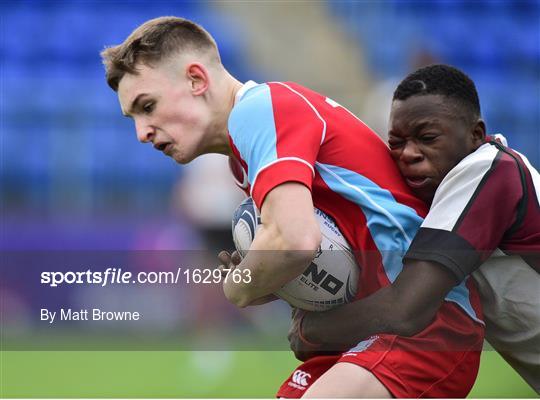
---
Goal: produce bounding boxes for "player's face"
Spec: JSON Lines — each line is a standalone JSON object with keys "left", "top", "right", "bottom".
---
{"left": 117, "top": 62, "right": 209, "bottom": 164}
{"left": 388, "top": 94, "right": 484, "bottom": 204}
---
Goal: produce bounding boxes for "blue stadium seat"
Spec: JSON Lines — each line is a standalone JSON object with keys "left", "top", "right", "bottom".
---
{"left": 3, "top": 0, "right": 253, "bottom": 213}
{"left": 326, "top": 0, "right": 539, "bottom": 168}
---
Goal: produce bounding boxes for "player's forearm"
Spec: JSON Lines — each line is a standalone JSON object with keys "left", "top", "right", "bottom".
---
{"left": 302, "top": 285, "right": 406, "bottom": 346}
{"left": 222, "top": 251, "right": 313, "bottom": 307}
{"left": 301, "top": 260, "right": 456, "bottom": 346}
{"left": 223, "top": 224, "right": 320, "bottom": 307}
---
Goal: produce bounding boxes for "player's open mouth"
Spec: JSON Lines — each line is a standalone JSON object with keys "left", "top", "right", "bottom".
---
{"left": 154, "top": 142, "right": 173, "bottom": 155}
{"left": 405, "top": 176, "right": 429, "bottom": 188}
{"left": 163, "top": 143, "right": 174, "bottom": 156}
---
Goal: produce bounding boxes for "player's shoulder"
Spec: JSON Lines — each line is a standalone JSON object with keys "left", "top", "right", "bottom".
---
{"left": 266, "top": 81, "right": 324, "bottom": 106}
{"left": 230, "top": 82, "right": 271, "bottom": 117}
{"left": 439, "top": 137, "right": 524, "bottom": 198}
{"left": 229, "top": 81, "right": 322, "bottom": 140}
{"left": 228, "top": 82, "right": 274, "bottom": 140}
{"left": 229, "top": 82, "right": 299, "bottom": 125}
{"left": 453, "top": 137, "right": 521, "bottom": 175}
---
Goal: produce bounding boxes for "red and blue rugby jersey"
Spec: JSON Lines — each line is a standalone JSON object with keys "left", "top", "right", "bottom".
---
{"left": 228, "top": 81, "right": 483, "bottom": 324}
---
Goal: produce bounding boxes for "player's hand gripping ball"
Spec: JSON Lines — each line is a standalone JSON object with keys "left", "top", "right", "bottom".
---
{"left": 232, "top": 197, "right": 359, "bottom": 311}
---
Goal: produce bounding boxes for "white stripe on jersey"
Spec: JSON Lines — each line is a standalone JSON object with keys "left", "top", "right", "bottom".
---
{"left": 422, "top": 143, "right": 499, "bottom": 231}
{"left": 516, "top": 150, "right": 540, "bottom": 204}
{"left": 250, "top": 156, "right": 315, "bottom": 198}
{"left": 272, "top": 82, "right": 327, "bottom": 145}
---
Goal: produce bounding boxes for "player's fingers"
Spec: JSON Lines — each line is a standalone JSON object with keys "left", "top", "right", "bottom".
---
{"left": 217, "top": 250, "right": 232, "bottom": 265}
{"left": 231, "top": 250, "right": 242, "bottom": 265}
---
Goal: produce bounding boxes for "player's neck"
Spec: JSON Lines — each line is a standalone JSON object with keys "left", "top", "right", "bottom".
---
{"left": 207, "top": 73, "right": 242, "bottom": 156}
{"left": 224, "top": 72, "right": 243, "bottom": 110}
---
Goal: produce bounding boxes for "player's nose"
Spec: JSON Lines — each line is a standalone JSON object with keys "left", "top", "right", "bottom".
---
{"left": 134, "top": 119, "right": 154, "bottom": 143}
{"left": 400, "top": 141, "right": 424, "bottom": 164}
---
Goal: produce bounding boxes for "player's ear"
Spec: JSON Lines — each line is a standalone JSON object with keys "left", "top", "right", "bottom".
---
{"left": 471, "top": 119, "right": 486, "bottom": 147}
{"left": 186, "top": 63, "right": 210, "bottom": 96}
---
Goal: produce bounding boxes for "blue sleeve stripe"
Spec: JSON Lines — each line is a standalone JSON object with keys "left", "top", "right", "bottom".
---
{"left": 316, "top": 162, "right": 421, "bottom": 283}
{"left": 316, "top": 163, "right": 421, "bottom": 243}
{"left": 228, "top": 84, "right": 278, "bottom": 185}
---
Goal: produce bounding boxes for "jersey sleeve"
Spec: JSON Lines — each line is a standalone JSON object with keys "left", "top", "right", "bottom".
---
{"left": 228, "top": 83, "right": 324, "bottom": 209}
{"left": 404, "top": 144, "right": 524, "bottom": 281}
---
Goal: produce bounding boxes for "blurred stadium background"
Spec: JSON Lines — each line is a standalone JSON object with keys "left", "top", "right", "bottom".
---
{"left": 1, "top": 0, "right": 538, "bottom": 397}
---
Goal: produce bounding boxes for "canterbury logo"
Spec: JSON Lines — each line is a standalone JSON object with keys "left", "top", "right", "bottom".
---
{"left": 292, "top": 370, "right": 311, "bottom": 387}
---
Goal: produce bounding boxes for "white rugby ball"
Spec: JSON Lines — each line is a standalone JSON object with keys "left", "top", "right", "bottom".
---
{"left": 231, "top": 197, "right": 359, "bottom": 311}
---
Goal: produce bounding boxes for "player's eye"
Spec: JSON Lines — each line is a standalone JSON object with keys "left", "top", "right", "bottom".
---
{"left": 419, "top": 134, "right": 437, "bottom": 143}
{"left": 388, "top": 138, "right": 405, "bottom": 150}
{"left": 143, "top": 102, "right": 154, "bottom": 114}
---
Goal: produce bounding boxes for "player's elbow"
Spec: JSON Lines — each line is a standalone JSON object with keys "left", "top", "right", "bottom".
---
{"left": 223, "top": 284, "right": 252, "bottom": 308}
{"left": 282, "top": 228, "right": 322, "bottom": 272}
{"left": 228, "top": 295, "right": 251, "bottom": 308}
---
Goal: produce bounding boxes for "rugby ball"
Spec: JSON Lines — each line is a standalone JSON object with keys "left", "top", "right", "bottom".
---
{"left": 231, "top": 197, "right": 359, "bottom": 311}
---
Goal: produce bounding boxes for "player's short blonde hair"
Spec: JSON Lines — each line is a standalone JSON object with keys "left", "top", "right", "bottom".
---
{"left": 101, "top": 16, "right": 220, "bottom": 91}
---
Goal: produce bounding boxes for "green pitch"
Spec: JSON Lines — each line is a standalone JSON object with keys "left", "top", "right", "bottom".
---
{"left": 0, "top": 351, "right": 536, "bottom": 397}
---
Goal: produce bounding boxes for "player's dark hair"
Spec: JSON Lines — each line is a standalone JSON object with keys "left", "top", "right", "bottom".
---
{"left": 393, "top": 64, "right": 481, "bottom": 120}
{"left": 101, "top": 16, "right": 220, "bottom": 91}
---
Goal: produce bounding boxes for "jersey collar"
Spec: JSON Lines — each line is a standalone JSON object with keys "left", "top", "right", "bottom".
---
{"left": 235, "top": 80, "right": 259, "bottom": 105}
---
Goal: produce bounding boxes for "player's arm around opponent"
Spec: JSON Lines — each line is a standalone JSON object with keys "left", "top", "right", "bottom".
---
{"left": 288, "top": 258, "right": 457, "bottom": 360}
{"left": 220, "top": 183, "right": 322, "bottom": 307}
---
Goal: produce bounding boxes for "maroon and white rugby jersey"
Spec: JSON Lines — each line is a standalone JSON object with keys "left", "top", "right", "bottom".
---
{"left": 405, "top": 135, "right": 540, "bottom": 280}
{"left": 404, "top": 135, "right": 540, "bottom": 393}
